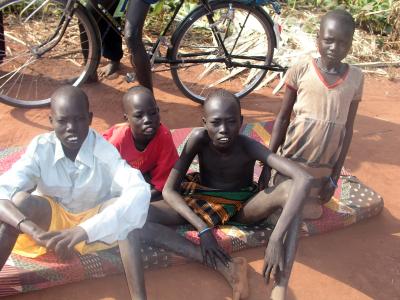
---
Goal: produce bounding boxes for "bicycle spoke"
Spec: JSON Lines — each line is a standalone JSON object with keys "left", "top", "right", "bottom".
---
{"left": 4, "top": 31, "right": 27, "bottom": 46}
{"left": 171, "top": 1, "right": 273, "bottom": 103}
{"left": 0, "top": 0, "right": 99, "bottom": 106}
{"left": 0, "top": 56, "right": 36, "bottom": 93}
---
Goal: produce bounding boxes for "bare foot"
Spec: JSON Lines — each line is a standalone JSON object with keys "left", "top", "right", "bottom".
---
{"left": 230, "top": 257, "right": 249, "bottom": 300}
{"left": 270, "top": 283, "right": 287, "bottom": 300}
{"left": 99, "top": 60, "right": 120, "bottom": 77}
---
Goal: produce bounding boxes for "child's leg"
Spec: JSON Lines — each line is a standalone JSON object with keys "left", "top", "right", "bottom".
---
{"left": 118, "top": 230, "right": 147, "bottom": 300}
{"left": 270, "top": 214, "right": 301, "bottom": 300}
{"left": 233, "top": 179, "right": 302, "bottom": 300}
{"left": 234, "top": 179, "right": 293, "bottom": 223}
{"left": 139, "top": 221, "right": 249, "bottom": 300}
{"left": 118, "top": 198, "right": 249, "bottom": 300}
{"left": 0, "top": 192, "right": 51, "bottom": 269}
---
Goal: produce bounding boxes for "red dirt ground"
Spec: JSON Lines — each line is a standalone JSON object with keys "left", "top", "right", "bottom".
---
{"left": 1, "top": 64, "right": 399, "bottom": 300}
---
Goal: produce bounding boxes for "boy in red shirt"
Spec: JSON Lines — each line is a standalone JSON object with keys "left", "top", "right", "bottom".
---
{"left": 103, "top": 86, "right": 178, "bottom": 200}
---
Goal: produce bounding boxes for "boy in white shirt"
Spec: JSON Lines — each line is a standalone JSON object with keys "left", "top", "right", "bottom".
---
{"left": 0, "top": 86, "right": 150, "bottom": 272}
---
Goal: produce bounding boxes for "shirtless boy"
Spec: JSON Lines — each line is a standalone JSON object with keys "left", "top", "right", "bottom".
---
{"left": 0, "top": 86, "right": 150, "bottom": 294}
{"left": 103, "top": 86, "right": 178, "bottom": 201}
{"left": 122, "top": 90, "right": 313, "bottom": 300}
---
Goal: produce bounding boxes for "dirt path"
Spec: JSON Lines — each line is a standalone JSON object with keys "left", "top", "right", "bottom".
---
{"left": 1, "top": 65, "right": 399, "bottom": 300}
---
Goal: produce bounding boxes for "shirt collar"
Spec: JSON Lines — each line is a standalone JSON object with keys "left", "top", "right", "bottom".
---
{"left": 53, "top": 129, "right": 94, "bottom": 168}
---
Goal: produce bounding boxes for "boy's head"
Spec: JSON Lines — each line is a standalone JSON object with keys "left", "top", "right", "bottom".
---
{"left": 123, "top": 86, "right": 160, "bottom": 144}
{"left": 317, "top": 9, "right": 355, "bottom": 65}
{"left": 49, "top": 86, "right": 92, "bottom": 158}
{"left": 203, "top": 90, "right": 243, "bottom": 151}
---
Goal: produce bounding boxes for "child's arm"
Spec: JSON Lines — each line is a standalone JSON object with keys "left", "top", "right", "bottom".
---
{"left": 0, "top": 140, "right": 56, "bottom": 248}
{"left": 163, "top": 129, "right": 230, "bottom": 268}
{"left": 259, "top": 86, "right": 297, "bottom": 189}
{"left": 320, "top": 100, "right": 359, "bottom": 202}
{"left": 149, "top": 130, "right": 179, "bottom": 201}
{"left": 269, "top": 86, "right": 297, "bottom": 153}
{"left": 246, "top": 138, "right": 312, "bottom": 276}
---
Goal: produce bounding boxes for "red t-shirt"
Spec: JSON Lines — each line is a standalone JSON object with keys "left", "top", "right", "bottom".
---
{"left": 103, "top": 123, "right": 179, "bottom": 191}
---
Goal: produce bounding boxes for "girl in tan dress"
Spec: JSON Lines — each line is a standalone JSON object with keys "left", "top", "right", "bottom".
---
{"left": 262, "top": 9, "right": 364, "bottom": 220}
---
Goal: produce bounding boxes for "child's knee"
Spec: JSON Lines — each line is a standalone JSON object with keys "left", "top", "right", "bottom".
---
{"left": 273, "top": 179, "right": 292, "bottom": 203}
{"left": 11, "top": 193, "right": 51, "bottom": 221}
{"left": 11, "top": 192, "right": 32, "bottom": 212}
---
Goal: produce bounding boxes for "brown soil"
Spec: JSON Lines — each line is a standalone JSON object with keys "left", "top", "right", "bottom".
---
{"left": 1, "top": 62, "right": 399, "bottom": 300}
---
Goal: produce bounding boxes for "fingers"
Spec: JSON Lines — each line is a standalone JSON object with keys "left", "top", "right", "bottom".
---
{"left": 46, "top": 233, "right": 63, "bottom": 250}
{"left": 279, "top": 256, "right": 284, "bottom": 275}
{"left": 38, "top": 231, "right": 58, "bottom": 241}
{"left": 264, "top": 264, "right": 272, "bottom": 284}
{"left": 216, "top": 249, "right": 230, "bottom": 267}
{"left": 55, "top": 239, "right": 69, "bottom": 260}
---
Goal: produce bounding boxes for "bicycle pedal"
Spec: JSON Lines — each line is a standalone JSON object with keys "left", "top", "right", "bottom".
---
{"left": 125, "top": 72, "right": 136, "bottom": 83}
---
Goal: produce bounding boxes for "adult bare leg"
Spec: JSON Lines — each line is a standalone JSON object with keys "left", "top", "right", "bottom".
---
{"left": 0, "top": 192, "right": 51, "bottom": 269}
{"left": 124, "top": 0, "right": 153, "bottom": 91}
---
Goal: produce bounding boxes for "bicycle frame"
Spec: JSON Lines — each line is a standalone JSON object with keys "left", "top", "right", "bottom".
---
{"left": 45, "top": 0, "right": 286, "bottom": 72}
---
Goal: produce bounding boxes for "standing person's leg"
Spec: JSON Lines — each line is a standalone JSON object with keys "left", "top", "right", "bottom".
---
{"left": 0, "top": 192, "right": 51, "bottom": 269}
{"left": 0, "top": 12, "right": 4, "bottom": 63}
{"left": 96, "top": 0, "right": 123, "bottom": 76}
{"left": 124, "top": 0, "right": 153, "bottom": 91}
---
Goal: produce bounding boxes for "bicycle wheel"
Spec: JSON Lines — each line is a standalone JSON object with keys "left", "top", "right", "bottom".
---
{"left": 170, "top": 0, "right": 275, "bottom": 104}
{"left": 0, "top": 0, "right": 100, "bottom": 108}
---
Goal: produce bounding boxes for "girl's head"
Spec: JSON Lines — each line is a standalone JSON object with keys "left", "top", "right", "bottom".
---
{"left": 317, "top": 9, "right": 355, "bottom": 66}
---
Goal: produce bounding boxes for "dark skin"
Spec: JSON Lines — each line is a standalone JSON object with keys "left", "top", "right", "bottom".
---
{"left": 124, "top": 0, "right": 153, "bottom": 90}
{"left": 157, "top": 94, "right": 313, "bottom": 300}
{"left": 260, "top": 14, "right": 359, "bottom": 209}
{"left": 122, "top": 88, "right": 162, "bottom": 201}
{"left": 118, "top": 93, "right": 312, "bottom": 300}
{"left": 0, "top": 87, "right": 93, "bottom": 265}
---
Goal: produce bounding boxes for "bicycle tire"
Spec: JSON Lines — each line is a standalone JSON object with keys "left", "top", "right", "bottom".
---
{"left": 170, "top": 0, "right": 275, "bottom": 104}
{"left": 0, "top": 0, "right": 100, "bottom": 108}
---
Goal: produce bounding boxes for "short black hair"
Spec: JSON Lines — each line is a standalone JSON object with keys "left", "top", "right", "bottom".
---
{"left": 205, "top": 89, "right": 241, "bottom": 111}
{"left": 321, "top": 9, "right": 356, "bottom": 34}
{"left": 50, "top": 85, "right": 89, "bottom": 112}
{"left": 124, "top": 85, "right": 156, "bottom": 104}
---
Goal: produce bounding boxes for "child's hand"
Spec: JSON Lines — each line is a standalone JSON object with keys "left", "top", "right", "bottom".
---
{"left": 199, "top": 230, "right": 231, "bottom": 269}
{"left": 31, "top": 227, "right": 50, "bottom": 247}
{"left": 319, "top": 178, "right": 336, "bottom": 204}
{"left": 38, "top": 227, "right": 88, "bottom": 260}
{"left": 262, "top": 237, "right": 284, "bottom": 284}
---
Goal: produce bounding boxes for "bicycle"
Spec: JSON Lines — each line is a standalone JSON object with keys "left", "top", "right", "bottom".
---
{"left": 0, "top": 0, "right": 285, "bottom": 108}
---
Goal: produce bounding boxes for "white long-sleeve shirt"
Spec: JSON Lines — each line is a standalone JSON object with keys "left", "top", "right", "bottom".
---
{"left": 0, "top": 129, "right": 151, "bottom": 244}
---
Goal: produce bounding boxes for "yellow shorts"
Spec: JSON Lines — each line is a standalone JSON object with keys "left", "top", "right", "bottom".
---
{"left": 12, "top": 196, "right": 117, "bottom": 258}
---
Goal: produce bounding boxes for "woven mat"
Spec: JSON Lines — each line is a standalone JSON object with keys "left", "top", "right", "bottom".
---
{"left": 0, "top": 122, "right": 383, "bottom": 297}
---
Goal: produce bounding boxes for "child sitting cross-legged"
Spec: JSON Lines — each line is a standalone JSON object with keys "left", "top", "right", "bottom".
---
{"left": 0, "top": 86, "right": 151, "bottom": 296}
{"left": 119, "top": 90, "right": 313, "bottom": 300}
{"left": 103, "top": 86, "right": 179, "bottom": 201}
